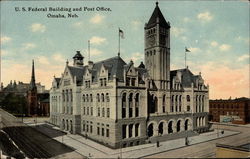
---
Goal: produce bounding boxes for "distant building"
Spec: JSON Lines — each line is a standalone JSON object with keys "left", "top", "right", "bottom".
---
{"left": 50, "top": 2, "right": 209, "bottom": 149}
{"left": 27, "top": 60, "right": 50, "bottom": 116}
{"left": 209, "top": 98, "right": 250, "bottom": 124}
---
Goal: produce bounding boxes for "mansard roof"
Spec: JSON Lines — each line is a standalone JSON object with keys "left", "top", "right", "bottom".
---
{"left": 170, "top": 68, "right": 200, "bottom": 88}
{"left": 67, "top": 66, "right": 86, "bottom": 85}
{"left": 146, "top": 2, "right": 170, "bottom": 29}
{"left": 92, "top": 56, "right": 127, "bottom": 82}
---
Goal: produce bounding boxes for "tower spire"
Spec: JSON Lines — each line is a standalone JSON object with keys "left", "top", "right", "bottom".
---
{"left": 30, "top": 59, "right": 37, "bottom": 91}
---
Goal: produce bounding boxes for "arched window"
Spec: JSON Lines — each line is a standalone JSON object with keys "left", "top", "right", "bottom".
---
{"left": 90, "top": 94, "right": 93, "bottom": 102}
{"left": 129, "top": 93, "right": 133, "bottom": 117}
{"left": 184, "top": 119, "right": 189, "bottom": 131}
{"left": 163, "top": 95, "right": 166, "bottom": 113}
{"left": 122, "top": 93, "right": 126, "bottom": 118}
{"left": 101, "top": 93, "right": 105, "bottom": 102}
{"left": 135, "top": 93, "right": 139, "bottom": 117}
{"left": 179, "top": 95, "right": 182, "bottom": 112}
{"left": 86, "top": 94, "right": 89, "bottom": 102}
{"left": 106, "top": 93, "right": 110, "bottom": 102}
{"left": 175, "top": 95, "right": 178, "bottom": 112}
{"left": 82, "top": 94, "right": 85, "bottom": 102}
{"left": 187, "top": 95, "right": 190, "bottom": 102}
{"left": 97, "top": 93, "right": 100, "bottom": 102}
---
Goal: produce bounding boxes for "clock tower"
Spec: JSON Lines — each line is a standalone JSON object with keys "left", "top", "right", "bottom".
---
{"left": 144, "top": 2, "right": 170, "bottom": 90}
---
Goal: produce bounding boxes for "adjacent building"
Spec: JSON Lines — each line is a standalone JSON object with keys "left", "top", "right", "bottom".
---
{"left": 50, "top": 2, "right": 209, "bottom": 148}
{"left": 27, "top": 60, "right": 50, "bottom": 116}
{"left": 209, "top": 97, "right": 250, "bottom": 124}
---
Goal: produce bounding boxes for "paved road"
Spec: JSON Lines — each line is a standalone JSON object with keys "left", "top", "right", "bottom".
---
{"left": 144, "top": 123, "right": 250, "bottom": 158}
{"left": 0, "top": 109, "right": 85, "bottom": 159}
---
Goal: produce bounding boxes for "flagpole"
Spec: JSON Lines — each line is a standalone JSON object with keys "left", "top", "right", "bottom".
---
{"left": 118, "top": 28, "right": 120, "bottom": 56}
{"left": 88, "top": 40, "right": 90, "bottom": 61}
{"left": 185, "top": 47, "right": 186, "bottom": 68}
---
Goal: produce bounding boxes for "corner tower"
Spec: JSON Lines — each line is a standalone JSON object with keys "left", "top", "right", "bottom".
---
{"left": 144, "top": 2, "right": 170, "bottom": 89}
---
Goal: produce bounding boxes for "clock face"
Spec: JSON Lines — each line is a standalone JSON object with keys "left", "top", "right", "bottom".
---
{"left": 148, "top": 35, "right": 156, "bottom": 46}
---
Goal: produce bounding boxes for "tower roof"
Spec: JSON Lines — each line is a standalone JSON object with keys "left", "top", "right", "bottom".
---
{"left": 30, "top": 60, "right": 37, "bottom": 91}
{"left": 73, "top": 51, "right": 83, "bottom": 60}
{"left": 146, "top": 2, "right": 170, "bottom": 29}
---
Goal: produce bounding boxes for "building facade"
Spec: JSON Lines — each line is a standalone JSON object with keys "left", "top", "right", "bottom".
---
{"left": 209, "top": 98, "right": 250, "bottom": 124}
{"left": 50, "top": 2, "right": 209, "bottom": 148}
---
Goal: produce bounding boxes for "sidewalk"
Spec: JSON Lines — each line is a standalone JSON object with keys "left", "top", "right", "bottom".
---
{"left": 51, "top": 126, "right": 239, "bottom": 158}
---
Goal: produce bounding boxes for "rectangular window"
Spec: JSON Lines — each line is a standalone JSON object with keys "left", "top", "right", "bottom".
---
{"left": 82, "top": 123, "right": 85, "bottom": 131}
{"left": 91, "top": 107, "right": 93, "bottom": 116}
{"left": 90, "top": 125, "right": 93, "bottom": 133}
{"left": 126, "top": 77, "right": 130, "bottom": 86}
{"left": 83, "top": 107, "right": 85, "bottom": 115}
{"left": 87, "top": 107, "right": 89, "bottom": 115}
{"left": 129, "top": 124, "right": 133, "bottom": 138}
{"left": 131, "top": 78, "right": 136, "bottom": 86}
{"left": 106, "top": 129, "right": 109, "bottom": 137}
{"left": 86, "top": 125, "right": 89, "bottom": 132}
{"left": 102, "top": 128, "right": 104, "bottom": 136}
{"left": 122, "top": 125, "right": 126, "bottom": 139}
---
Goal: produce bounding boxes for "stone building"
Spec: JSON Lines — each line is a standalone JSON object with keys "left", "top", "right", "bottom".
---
{"left": 209, "top": 97, "right": 250, "bottom": 124}
{"left": 50, "top": 2, "right": 209, "bottom": 148}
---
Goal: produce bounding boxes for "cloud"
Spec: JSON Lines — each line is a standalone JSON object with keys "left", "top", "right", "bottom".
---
{"left": 72, "top": 21, "right": 84, "bottom": 27}
{"left": 172, "top": 27, "right": 185, "bottom": 37}
{"left": 131, "top": 20, "right": 142, "bottom": 30}
{"left": 199, "top": 63, "right": 249, "bottom": 99}
{"left": 22, "top": 43, "right": 36, "bottom": 50}
{"left": 37, "top": 56, "right": 50, "bottom": 65}
{"left": 1, "top": 36, "right": 12, "bottom": 43}
{"left": 1, "top": 50, "right": 8, "bottom": 55}
{"left": 183, "top": 17, "right": 191, "bottom": 23}
{"left": 30, "top": 23, "right": 46, "bottom": 32}
{"left": 124, "top": 52, "right": 143, "bottom": 65}
{"left": 90, "top": 48, "right": 103, "bottom": 56}
{"left": 197, "top": 11, "right": 213, "bottom": 22}
{"left": 210, "top": 41, "right": 218, "bottom": 47}
{"left": 52, "top": 53, "right": 65, "bottom": 63}
{"left": 219, "top": 44, "right": 231, "bottom": 51}
{"left": 237, "top": 54, "right": 250, "bottom": 62}
{"left": 90, "top": 14, "right": 105, "bottom": 24}
{"left": 189, "top": 47, "right": 201, "bottom": 53}
{"left": 90, "top": 36, "right": 107, "bottom": 45}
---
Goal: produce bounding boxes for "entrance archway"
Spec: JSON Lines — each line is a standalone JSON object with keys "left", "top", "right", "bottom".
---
{"left": 168, "top": 121, "right": 173, "bottom": 134}
{"left": 147, "top": 123, "right": 154, "bottom": 137}
{"left": 158, "top": 122, "right": 164, "bottom": 135}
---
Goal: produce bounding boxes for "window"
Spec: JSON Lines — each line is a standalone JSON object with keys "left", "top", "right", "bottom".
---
{"left": 107, "top": 108, "right": 110, "bottom": 118}
{"left": 83, "top": 107, "right": 86, "bottom": 115}
{"left": 135, "top": 93, "right": 139, "bottom": 117}
{"left": 187, "top": 95, "right": 190, "bottom": 102}
{"left": 91, "top": 107, "right": 93, "bottom": 116}
{"left": 82, "top": 122, "right": 85, "bottom": 131}
{"left": 187, "top": 105, "right": 190, "bottom": 111}
{"left": 131, "top": 78, "right": 136, "bottom": 86}
{"left": 97, "top": 94, "right": 100, "bottom": 102}
{"left": 106, "top": 93, "right": 110, "bottom": 102}
{"left": 90, "top": 125, "right": 93, "bottom": 133}
{"left": 122, "top": 93, "right": 126, "bottom": 118}
{"left": 86, "top": 125, "right": 89, "bottom": 132}
{"left": 129, "top": 93, "right": 133, "bottom": 117}
{"left": 106, "top": 129, "right": 109, "bottom": 137}
{"left": 126, "top": 77, "right": 130, "bottom": 86}
{"left": 102, "top": 128, "right": 104, "bottom": 136}
{"left": 101, "top": 93, "right": 105, "bottom": 102}
{"left": 100, "top": 79, "right": 103, "bottom": 86}
{"left": 102, "top": 107, "right": 105, "bottom": 117}
{"left": 135, "top": 123, "right": 139, "bottom": 137}
{"left": 98, "top": 107, "right": 100, "bottom": 116}
{"left": 97, "top": 127, "right": 100, "bottom": 135}
{"left": 90, "top": 94, "right": 93, "bottom": 102}
{"left": 104, "top": 78, "right": 107, "bottom": 86}
{"left": 129, "top": 124, "right": 133, "bottom": 138}
{"left": 122, "top": 125, "right": 126, "bottom": 139}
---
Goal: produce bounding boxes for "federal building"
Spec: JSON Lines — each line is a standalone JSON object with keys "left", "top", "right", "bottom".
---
{"left": 50, "top": 2, "right": 210, "bottom": 148}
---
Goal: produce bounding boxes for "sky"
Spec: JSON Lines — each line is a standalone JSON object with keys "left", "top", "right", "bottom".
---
{"left": 0, "top": 0, "right": 249, "bottom": 99}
